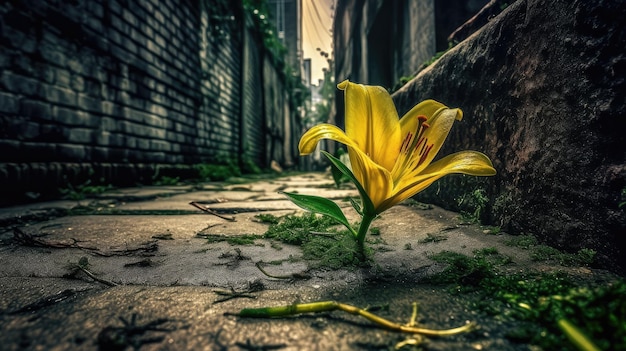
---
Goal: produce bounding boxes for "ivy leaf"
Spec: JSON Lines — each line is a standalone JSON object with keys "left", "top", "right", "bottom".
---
{"left": 281, "top": 191, "right": 355, "bottom": 236}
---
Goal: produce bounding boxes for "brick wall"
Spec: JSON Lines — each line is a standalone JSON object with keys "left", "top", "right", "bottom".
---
{"left": 0, "top": 0, "right": 295, "bottom": 204}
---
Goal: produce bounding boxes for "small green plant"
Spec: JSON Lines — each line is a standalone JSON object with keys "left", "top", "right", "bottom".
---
{"left": 390, "top": 74, "right": 415, "bottom": 93}
{"left": 506, "top": 234, "right": 595, "bottom": 267}
{"left": 60, "top": 179, "right": 112, "bottom": 201}
{"left": 418, "top": 233, "right": 447, "bottom": 243}
{"left": 198, "top": 233, "right": 261, "bottom": 246}
{"left": 531, "top": 245, "right": 596, "bottom": 266}
{"left": 619, "top": 186, "right": 626, "bottom": 208}
{"left": 254, "top": 214, "right": 280, "bottom": 224}
{"left": 195, "top": 157, "right": 241, "bottom": 182}
{"left": 457, "top": 188, "right": 489, "bottom": 223}
{"left": 153, "top": 176, "right": 180, "bottom": 186}
{"left": 422, "top": 42, "right": 456, "bottom": 69}
{"left": 263, "top": 213, "right": 369, "bottom": 268}
{"left": 482, "top": 225, "right": 501, "bottom": 234}
{"left": 504, "top": 234, "right": 538, "bottom": 249}
{"left": 425, "top": 250, "right": 494, "bottom": 287}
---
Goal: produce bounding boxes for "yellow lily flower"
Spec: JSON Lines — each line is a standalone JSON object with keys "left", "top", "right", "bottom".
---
{"left": 299, "top": 80, "right": 496, "bottom": 214}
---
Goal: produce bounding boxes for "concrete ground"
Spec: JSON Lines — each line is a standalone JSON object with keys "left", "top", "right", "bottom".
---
{"left": 0, "top": 173, "right": 617, "bottom": 350}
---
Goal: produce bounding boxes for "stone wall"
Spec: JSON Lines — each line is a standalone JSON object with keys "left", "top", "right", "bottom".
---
{"left": 0, "top": 0, "right": 295, "bottom": 204}
{"left": 393, "top": 0, "right": 626, "bottom": 272}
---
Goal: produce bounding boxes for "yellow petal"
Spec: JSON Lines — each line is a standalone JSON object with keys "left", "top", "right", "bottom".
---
{"left": 392, "top": 101, "right": 462, "bottom": 180}
{"left": 298, "top": 122, "right": 394, "bottom": 210}
{"left": 402, "top": 99, "right": 460, "bottom": 123}
{"left": 347, "top": 147, "right": 394, "bottom": 211}
{"left": 338, "top": 80, "right": 401, "bottom": 171}
{"left": 299, "top": 123, "right": 358, "bottom": 155}
{"left": 409, "top": 106, "right": 463, "bottom": 175}
{"left": 379, "top": 151, "right": 496, "bottom": 212}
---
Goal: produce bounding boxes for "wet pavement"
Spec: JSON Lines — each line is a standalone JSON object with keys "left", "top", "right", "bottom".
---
{"left": 0, "top": 173, "right": 618, "bottom": 350}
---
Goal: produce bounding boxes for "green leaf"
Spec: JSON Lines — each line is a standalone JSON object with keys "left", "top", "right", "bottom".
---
{"left": 329, "top": 161, "right": 344, "bottom": 188}
{"left": 281, "top": 191, "right": 356, "bottom": 236}
{"left": 349, "top": 197, "right": 363, "bottom": 216}
{"left": 321, "top": 151, "right": 376, "bottom": 216}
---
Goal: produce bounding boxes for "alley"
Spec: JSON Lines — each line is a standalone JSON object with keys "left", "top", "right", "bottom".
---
{"left": 0, "top": 172, "right": 616, "bottom": 350}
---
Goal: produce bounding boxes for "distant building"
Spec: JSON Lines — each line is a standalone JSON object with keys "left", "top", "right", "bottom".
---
{"left": 303, "top": 58, "right": 312, "bottom": 86}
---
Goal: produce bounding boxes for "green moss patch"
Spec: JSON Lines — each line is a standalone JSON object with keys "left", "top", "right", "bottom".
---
{"left": 263, "top": 213, "right": 369, "bottom": 268}
{"left": 424, "top": 248, "right": 625, "bottom": 350}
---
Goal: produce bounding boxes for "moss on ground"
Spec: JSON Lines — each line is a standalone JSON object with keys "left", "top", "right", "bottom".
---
{"left": 425, "top": 248, "right": 625, "bottom": 350}
{"left": 262, "top": 213, "right": 370, "bottom": 268}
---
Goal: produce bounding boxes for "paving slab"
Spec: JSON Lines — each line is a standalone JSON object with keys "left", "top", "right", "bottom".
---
{"left": 0, "top": 172, "right": 620, "bottom": 350}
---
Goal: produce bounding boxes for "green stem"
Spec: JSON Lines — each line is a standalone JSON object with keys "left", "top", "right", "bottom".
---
{"left": 236, "top": 300, "right": 476, "bottom": 337}
{"left": 355, "top": 212, "right": 376, "bottom": 254}
{"left": 558, "top": 319, "right": 601, "bottom": 351}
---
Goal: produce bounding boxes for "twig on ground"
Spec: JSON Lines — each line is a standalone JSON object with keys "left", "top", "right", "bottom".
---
{"left": 189, "top": 202, "right": 236, "bottom": 221}
{"left": 255, "top": 261, "right": 311, "bottom": 280}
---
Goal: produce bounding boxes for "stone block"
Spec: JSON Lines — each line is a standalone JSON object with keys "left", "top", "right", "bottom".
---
{"left": 38, "top": 43, "right": 67, "bottom": 68}
{"left": 67, "top": 128, "right": 94, "bottom": 144}
{"left": 1, "top": 71, "right": 40, "bottom": 96}
{"left": 0, "top": 92, "right": 19, "bottom": 113}
{"left": 56, "top": 143, "right": 86, "bottom": 161}
{"left": 42, "top": 85, "right": 76, "bottom": 106}
{"left": 20, "top": 99, "right": 51, "bottom": 120}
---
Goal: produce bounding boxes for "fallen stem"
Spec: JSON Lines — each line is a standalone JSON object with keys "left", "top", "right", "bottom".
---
{"left": 235, "top": 301, "right": 476, "bottom": 337}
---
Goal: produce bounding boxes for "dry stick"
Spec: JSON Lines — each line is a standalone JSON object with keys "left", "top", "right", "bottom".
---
{"left": 77, "top": 266, "right": 118, "bottom": 287}
{"left": 254, "top": 262, "right": 311, "bottom": 280}
{"left": 235, "top": 301, "right": 476, "bottom": 337}
{"left": 189, "top": 202, "right": 236, "bottom": 222}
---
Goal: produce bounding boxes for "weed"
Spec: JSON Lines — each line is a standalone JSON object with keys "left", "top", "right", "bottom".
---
{"left": 421, "top": 41, "right": 456, "bottom": 68}
{"left": 457, "top": 188, "right": 489, "bottom": 223}
{"left": 426, "top": 248, "right": 512, "bottom": 287}
{"left": 418, "top": 233, "right": 448, "bottom": 244}
{"left": 369, "top": 227, "right": 381, "bottom": 236}
{"left": 506, "top": 234, "right": 595, "bottom": 266}
{"left": 504, "top": 234, "right": 538, "bottom": 249}
{"left": 60, "top": 181, "right": 112, "bottom": 201}
{"left": 263, "top": 212, "right": 338, "bottom": 245}
{"left": 153, "top": 176, "right": 180, "bottom": 186}
{"left": 482, "top": 225, "right": 501, "bottom": 234}
{"left": 197, "top": 233, "right": 261, "bottom": 246}
{"left": 263, "top": 213, "right": 370, "bottom": 268}
{"left": 531, "top": 245, "right": 596, "bottom": 266}
{"left": 254, "top": 214, "right": 280, "bottom": 224}
{"left": 390, "top": 74, "right": 415, "bottom": 93}
{"left": 195, "top": 156, "right": 241, "bottom": 182}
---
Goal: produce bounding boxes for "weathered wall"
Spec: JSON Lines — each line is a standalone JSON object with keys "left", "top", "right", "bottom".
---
{"left": 393, "top": 0, "right": 626, "bottom": 272}
{"left": 0, "top": 0, "right": 295, "bottom": 203}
